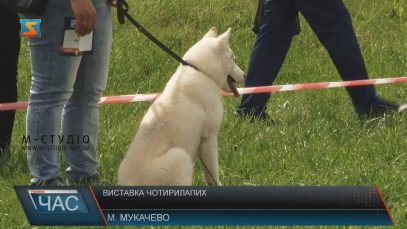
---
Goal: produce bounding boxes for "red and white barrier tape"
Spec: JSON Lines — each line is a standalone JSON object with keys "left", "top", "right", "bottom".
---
{"left": 0, "top": 77, "right": 406, "bottom": 111}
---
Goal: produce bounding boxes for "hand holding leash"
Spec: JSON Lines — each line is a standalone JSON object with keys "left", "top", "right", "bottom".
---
{"left": 70, "top": 0, "right": 96, "bottom": 36}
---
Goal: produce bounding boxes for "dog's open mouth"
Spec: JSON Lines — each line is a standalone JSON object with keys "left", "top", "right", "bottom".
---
{"left": 227, "top": 75, "right": 239, "bottom": 98}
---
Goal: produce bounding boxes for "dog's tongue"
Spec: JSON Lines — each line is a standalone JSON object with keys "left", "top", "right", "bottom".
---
{"left": 227, "top": 76, "right": 240, "bottom": 98}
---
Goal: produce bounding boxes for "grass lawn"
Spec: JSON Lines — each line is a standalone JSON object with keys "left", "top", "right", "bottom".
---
{"left": 0, "top": 0, "right": 406, "bottom": 228}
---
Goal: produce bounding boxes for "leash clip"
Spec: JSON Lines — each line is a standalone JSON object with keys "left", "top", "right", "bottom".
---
{"left": 117, "top": 0, "right": 129, "bottom": 24}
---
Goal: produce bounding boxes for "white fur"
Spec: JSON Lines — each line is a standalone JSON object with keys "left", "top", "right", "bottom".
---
{"left": 118, "top": 27, "right": 245, "bottom": 186}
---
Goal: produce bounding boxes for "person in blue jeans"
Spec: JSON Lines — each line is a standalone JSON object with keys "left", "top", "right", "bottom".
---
{"left": 237, "top": 0, "right": 406, "bottom": 120}
{"left": 26, "top": 0, "right": 113, "bottom": 185}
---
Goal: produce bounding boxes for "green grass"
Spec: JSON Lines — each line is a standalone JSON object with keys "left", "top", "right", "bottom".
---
{"left": 1, "top": 0, "right": 406, "bottom": 228}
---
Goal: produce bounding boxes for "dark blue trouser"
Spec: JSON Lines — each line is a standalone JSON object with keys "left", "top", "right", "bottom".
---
{"left": 237, "top": 0, "right": 379, "bottom": 115}
{"left": 0, "top": 5, "right": 19, "bottom": 154}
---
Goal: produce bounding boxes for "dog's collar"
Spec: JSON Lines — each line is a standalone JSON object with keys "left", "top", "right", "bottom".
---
{"left": 182, "top": 60, "right": 213, "bottom": 79}
{"left": 182, "top": 61, "right": 239, "bottom": 98}
{"left": 183, "top": 60, "right": 201, "bottom": 72}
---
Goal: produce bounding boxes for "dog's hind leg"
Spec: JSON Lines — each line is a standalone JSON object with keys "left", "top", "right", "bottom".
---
{"left": 146, "top": 147, "right": 194, "bottom": 185}
{"left": 198, "top": 135, "right": 222, "bottom": 186}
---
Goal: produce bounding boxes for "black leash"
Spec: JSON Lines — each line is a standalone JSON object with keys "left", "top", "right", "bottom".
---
{"left": 116, "top": 0, "right": 219, "bottom": 186}
{"left": 198, "top": 157, "right": 219, "bottom": 186}
{"left": 116, "top": 0, "right": 200, "bottom": 72}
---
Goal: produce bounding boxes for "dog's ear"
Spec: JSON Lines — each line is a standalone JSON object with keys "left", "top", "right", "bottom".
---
{"left": 203, "top": 27, "right": 218, "bottom": 39}
{"left": 218, "top": 28, "right": 232, "bottom": 46}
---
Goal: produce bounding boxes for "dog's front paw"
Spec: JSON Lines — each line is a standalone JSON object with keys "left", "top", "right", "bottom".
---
{"left": 208, "top": 180, "right": 222, "bottom": 186}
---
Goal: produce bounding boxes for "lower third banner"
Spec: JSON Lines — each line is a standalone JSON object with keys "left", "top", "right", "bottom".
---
{"left": 15, "top": 186, "right": 395, "bottom": 226}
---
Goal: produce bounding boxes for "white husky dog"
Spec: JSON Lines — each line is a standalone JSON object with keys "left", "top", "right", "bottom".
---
{"left": 118, "top": 27, "right": 245, "bottom": 185}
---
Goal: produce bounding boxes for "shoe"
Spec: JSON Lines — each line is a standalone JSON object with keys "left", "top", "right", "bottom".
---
{"left": 30, "top": 177, "right": 64, "bottom": 186}
{"left": 235, "top": 110, "right": 274, "bottom": 123}
{"left": 359, "top": 99, "right": 407, "bottom": 117}
{"left": 67, "top": 174, "right": 100, "bottom": 186}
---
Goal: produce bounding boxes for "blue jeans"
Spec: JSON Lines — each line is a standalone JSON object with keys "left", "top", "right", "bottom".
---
{"left": 237, "top": 0, "right": 380, "bottom": 116}
{"left": 26, "top": 0, "right": 112, "bottom": 183}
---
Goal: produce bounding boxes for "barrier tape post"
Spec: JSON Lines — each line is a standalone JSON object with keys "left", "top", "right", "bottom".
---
{"left": 1, "top": 77, "right": 406, "bottom": 111}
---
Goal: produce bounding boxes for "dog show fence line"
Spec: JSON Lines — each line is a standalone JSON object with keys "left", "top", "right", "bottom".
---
{"left": 0, "top": 77, "right": 406, "bottom": 111}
